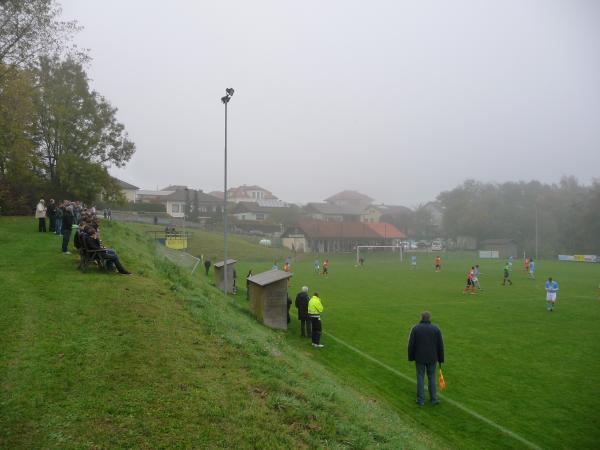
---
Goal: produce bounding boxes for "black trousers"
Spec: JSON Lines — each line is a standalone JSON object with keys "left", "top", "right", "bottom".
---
{"left": 310, "top": 317, "right": 322, "bottom": 344}
{"left": 300, "top": 318, "right": 312, "bottom": 337}
{"left": 38, "top": 218, "right": 46, "bottom": 232}
{"left": 49, "top": 216, "right": 55, "bottom": 232}
{"left": 62, "top": 228, "right": 71, "bottom": 252}
{"left": 103, "top": 249, "right": 129, "bottom": 274}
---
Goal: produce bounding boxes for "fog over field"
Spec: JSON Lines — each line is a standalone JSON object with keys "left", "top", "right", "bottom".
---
{"left": 60, "top": 0, "right": 600, "bottom": 205}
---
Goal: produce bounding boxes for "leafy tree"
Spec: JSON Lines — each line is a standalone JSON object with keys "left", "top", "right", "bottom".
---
{"left": 437, "top": 178, "right": 598, "bottom": 256}
{"left": 32, "top": 56, "right": 135, "bottom": 195}
{"left": 0, "top": 65, "right": 44, "bottom": 213}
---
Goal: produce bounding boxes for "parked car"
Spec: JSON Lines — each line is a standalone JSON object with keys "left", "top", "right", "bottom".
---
{"left": 431, "top": 240, "right": 443, "bottom": 251}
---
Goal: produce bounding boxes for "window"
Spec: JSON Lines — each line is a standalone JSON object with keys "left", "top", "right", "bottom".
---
{"left": 256, "top": 213, "right": 265, "bottom": 220}
{"left": 172, "top": 203, "right": 180, "bottom": 213}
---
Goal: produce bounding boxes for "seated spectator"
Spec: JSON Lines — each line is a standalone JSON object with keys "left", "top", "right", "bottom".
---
{"left": 73, "top": 221, "right": 88, "bottom": 250}
{"left": 84, "top": 228, "right": 131, "bottom": 275}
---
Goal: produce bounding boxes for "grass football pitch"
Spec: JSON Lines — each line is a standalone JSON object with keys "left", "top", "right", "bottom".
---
{"left": 237, "top": 252, "right": 600, "bottom": 449}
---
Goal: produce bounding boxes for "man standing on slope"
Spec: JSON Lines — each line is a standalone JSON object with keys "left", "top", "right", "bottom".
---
{"left": 408, "top": 311, "right": 444, "bottom": 406}
{"left": 295, "top": 286, "right": 311, "bottom": 338}
{"left": 308, "top": 292, "right": 324, "bottom": 348}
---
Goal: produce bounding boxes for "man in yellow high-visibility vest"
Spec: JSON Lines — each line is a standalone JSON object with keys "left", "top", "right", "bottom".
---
{"left": 308, "top": 292, "right": 324, "bottom": 348}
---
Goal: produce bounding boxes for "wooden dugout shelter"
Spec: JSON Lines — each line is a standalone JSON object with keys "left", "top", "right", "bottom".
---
{"left": 213, "top": 259, "right": 237, "bottom": 294}
{"left": 247, "top": 269, "right": 293, "bottom": 330}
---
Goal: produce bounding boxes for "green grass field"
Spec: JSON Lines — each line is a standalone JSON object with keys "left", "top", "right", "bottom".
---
{"left": 236, "top": 252, "right": 600, "bottom": 449}
{"left": 0, "top": 217, "right": 446, "bottom": 449}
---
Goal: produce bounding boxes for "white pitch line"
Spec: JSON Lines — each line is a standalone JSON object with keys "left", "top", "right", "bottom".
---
{"left": 325, "top": 331, "right": 542, "bottom": 450}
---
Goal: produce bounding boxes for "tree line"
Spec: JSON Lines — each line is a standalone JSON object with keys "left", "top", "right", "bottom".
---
{"left": 384, "top": 177, "right": 599, "bottom": 256}
{"left": 0, "top": 0, "right": 135, "bottom": 214}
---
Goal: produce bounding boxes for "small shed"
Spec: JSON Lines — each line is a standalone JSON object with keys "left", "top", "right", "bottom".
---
{"left": 479, "top": 239, "right": 518, "bottom": 260}
{"left": 247, "top": 269, "right": 293, "bottom": 330}
{"left": 213, "top": 259, "right": 238, "bottom": 293}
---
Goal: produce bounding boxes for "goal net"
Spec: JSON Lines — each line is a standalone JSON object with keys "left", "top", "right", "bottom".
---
{"left": 356, "top": 245, "right": 404, "bottom": 264}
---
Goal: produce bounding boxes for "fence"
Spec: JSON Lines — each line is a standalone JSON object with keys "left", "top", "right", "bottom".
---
{"left": 157, "top": 244, "right": 202, "bottom": 274}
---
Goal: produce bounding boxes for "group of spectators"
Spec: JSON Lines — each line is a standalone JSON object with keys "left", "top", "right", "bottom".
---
{"left": 35, "top": 198, "right": 130, "bottom": 275}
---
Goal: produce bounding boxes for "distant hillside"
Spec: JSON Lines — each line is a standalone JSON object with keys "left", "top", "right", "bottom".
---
{"left": 0, "top": 217, "right": 444, "bottom": 449}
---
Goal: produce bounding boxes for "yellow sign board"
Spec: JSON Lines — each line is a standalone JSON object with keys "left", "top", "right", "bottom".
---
{"left": 166, "top": 236, "right": 188, "bottom": 250}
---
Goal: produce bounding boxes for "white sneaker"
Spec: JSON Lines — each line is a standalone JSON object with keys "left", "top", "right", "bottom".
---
{"left": 63, "top": 251, "right": 71, "bottom": 255}
{"left": 316, "top": 344, "right": 324, "bottom": 348}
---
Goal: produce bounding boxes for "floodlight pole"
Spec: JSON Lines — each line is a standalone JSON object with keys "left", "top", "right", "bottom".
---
{"left": 223, "top": 100, "right": 228, "bottom": 295}
{"left": 534, "top": 202, "right": 538, "bottom": 260}
{"left": 221, "top": 89, "right": 234, "bottom": 296}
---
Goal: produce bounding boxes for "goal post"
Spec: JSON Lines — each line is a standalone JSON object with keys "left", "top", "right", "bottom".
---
{"left": 356, "top": 245, "right": 403, "bottom": 264}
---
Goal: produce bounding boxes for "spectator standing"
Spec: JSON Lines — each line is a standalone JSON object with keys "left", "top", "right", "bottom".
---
{"left": 103, "top": 209, "right": 108, "bottom": 219}
{"left": 204, "top": 258, "right": 211, "bottom": 276}
{"left": 54, "top": 202, "right": 63, "bottom": 235}
{"left": 246, "top": 270, "right": 253, "bottom": 300}
{"left": 107, "top": 208, "right": 112, "bottom": 221}
{"left": 47, "top": 199, "right": 57, "bottom": 232}
{"left": 61, "top": 205, "right": 74, "bottom": 254}
{"left": 35, "top": 199, "right": 47, "bottom": 232}
{"left": 308, "top": 292, "right": 324, "bottom": 348}
{"left": 73, "top": 201, "right": 82, "bottom": 223}
{"left": 408, "top": 311, "right": 444, "bottom": 406}
{"left": 295, "top": 286, "right": 311, "bottom": 338}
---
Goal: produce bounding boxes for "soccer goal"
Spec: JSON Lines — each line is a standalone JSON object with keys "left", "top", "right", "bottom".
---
{"left": 356, "top": 245, "right": 404, "bottom": 264}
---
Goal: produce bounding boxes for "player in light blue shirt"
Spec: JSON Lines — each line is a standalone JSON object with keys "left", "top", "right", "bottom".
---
{"left": 528, "top": 259, "right": 536, "bottom": 279}
{"left": 545, "top": 277, "right": 559, "bottom": 311}
{"left": 314, "top": 258, "right": 320, "bottom": 274}
{"left": 410, "top": 255, "right": 417, "bottom": 270}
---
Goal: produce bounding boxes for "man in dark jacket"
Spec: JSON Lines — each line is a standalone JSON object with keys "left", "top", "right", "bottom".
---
{"left": 84, "top": 228, "right": 131, "bottom": 275}
{"left": 295, "top": 286, "right": 311, "bottom": 337}
{"left": 47, "top": 199, "right": 57, "bottom": 232}
{"left": 408, "top": 311, "right": 444, "bottom": 406}
{"left": 61, "top": 205, "right": 74, "bottom": 254}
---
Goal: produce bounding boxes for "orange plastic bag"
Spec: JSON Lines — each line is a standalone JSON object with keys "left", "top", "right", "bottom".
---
{"left": 438, "top": 368, "right": 446, "bottom": 392}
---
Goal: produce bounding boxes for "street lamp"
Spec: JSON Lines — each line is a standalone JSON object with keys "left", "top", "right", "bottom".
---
{"left": 221, "top": 88, "right": 234, "bottom": 295}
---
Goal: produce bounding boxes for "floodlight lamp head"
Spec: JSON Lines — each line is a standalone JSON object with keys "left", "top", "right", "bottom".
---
{"left": 225, "top": 88, "right": 235, "bottom": 96}
{"left": 221, "top": 95, "right": 230, "bottom": 104}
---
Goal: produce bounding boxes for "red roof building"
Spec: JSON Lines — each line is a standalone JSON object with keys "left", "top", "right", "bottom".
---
{"left": 282, "top": 219, "right": 406, "bottom": 253}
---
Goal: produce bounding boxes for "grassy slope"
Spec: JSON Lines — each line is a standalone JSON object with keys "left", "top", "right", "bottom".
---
{"left": 261, "top": 253, "right": 600, "bottom": 450}
{"left": 0, "top": 218, "right": 445, "bottom": 449}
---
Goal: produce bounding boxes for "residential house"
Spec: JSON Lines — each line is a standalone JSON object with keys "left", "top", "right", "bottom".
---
{"left": 227, "top": 185, "right": 281, "bottom": 204}
{"left": 304, "top": 202, "right": 382, "bottom": 223}
{"left": 113, "top": 178, "right": 139, "bottom": 203}
{"left": 282, "top": 219, "right": 406, "bottom": 253}
{"left": 304, "top": 202, "right": 362, "bottom": 222}
{"left": 162, "top": 187, "right": 224, "bottom": 219}
{"left": 325, "top": 190, "right": 374, "bottom": 210}
{"left": 231, "top": 202, "right": 272, "bottom": 222}
{"left": 136, "top": 189, "right": 175, "bottom": 203}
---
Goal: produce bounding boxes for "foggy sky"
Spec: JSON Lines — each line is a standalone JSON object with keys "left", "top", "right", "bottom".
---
{"left": 60, "top": 0, "right": 600, "bottom": 206}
